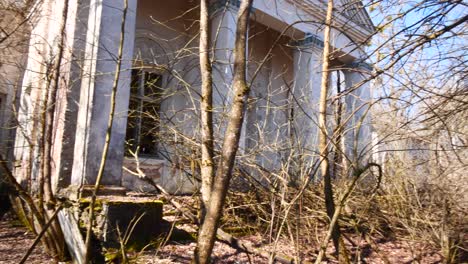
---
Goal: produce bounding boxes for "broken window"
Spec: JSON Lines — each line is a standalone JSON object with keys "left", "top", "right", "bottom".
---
{"left": 125, "top": 69, "right": 164, "bottom": 156}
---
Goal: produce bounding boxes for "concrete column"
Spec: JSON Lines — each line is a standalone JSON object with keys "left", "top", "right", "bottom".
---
{"left": 14, "top": 0, "right": 84, "bottom": 191}
{"left": 209, "top": 0, "right": 254, "bottom": 152}
{"left": 12, "top": 0, "right": 96, "bottom": 193}
{"left": 50, "top": 0, "right": 91, "bottom": 192}
{"left": 292, "top": 33, "right": 324, "bottom": 152}
{"left": 209, "top": 0, "right": 238, "bottom": 128}
{"left": 343, "top": 62, "right": 372, "bottom": 162}
{"left": 71, "top": 0, "right": 137, "bottom": 187}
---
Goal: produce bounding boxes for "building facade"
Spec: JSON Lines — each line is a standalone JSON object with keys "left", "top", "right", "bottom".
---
{"left": 10, "top": 0, "right": 374, "bottom": 195}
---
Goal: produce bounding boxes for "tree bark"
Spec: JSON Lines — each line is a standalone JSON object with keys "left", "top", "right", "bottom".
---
{"left": 314, "top": 163, "right": 382, "bottom": 264}
{"left": 38, "top": 0, "right": 70, "bottom": 259}
{"left": 194, "top": 1, "right": 253, "bottom": 263}
{"left": 199, "top": 0, "right": 215, "bottom": 220}
{"left": 317, "top": 0, "right": 344, "bottom": 259}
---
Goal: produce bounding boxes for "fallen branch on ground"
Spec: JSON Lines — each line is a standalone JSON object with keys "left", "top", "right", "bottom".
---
{"left": 141, "top": 176, "right": 307, "bottom": 264}
{"left": 19, "top": 203, "right": 64, "bottom": 264}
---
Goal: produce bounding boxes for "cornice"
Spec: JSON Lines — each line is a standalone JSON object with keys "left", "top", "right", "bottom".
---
{"left": 287, "top": 0, "right": 374, "bottom": 44}
{"left": 291, "top": 32, "right": 324, "bottom": 48}
{"left": 349, "top": 61, "right": 373, "bottom": 71}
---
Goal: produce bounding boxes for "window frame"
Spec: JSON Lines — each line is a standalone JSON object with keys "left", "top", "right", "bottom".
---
{"left": 126, "top": 66, "right": 166, "bottom": 158}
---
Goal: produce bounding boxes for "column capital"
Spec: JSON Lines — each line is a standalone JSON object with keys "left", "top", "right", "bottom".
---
{"left": 210, "top": 0, "right": 240, "bottom": 14}
{"left": 348, "top": 61, "right": 373, "bottom": 71}
{"left": 291, "top": 33, "right": 324, "bottom": 49}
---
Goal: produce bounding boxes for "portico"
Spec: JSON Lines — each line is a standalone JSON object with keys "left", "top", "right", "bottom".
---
{"left": 13, "top": 0, "right": 374, "bottom": 196}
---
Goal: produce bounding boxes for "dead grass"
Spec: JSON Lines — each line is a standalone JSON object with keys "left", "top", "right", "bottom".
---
{"left": 0, "top": 177, "right": 465, "bottom": 264}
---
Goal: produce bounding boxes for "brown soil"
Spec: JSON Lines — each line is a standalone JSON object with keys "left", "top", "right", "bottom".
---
{"left": 0, "top": 211, "right": 447, "bottom": 264}
{"left": 0, "top": 213, "right": 53, "bottom": 264}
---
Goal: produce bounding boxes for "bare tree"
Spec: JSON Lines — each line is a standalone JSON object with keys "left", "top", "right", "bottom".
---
{"left": 1, "top": 0, "right": 466, "bottom": 263}
{"left": 194, "top": 0, "right": 254, "bottom": 263}
{"left": 0, "top": 0, "right": 69, "bottom": 261}
{"left": 198, "top": 0, "right": 215, "bottom": 221}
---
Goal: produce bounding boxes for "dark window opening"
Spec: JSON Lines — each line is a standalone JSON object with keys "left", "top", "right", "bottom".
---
{"left": 125, "top": 69, "right": 163, "bottom": 156}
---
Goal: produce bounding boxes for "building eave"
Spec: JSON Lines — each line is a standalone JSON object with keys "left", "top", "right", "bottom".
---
{"left": 289, "top": 0, "right": 375, "bottom": 44}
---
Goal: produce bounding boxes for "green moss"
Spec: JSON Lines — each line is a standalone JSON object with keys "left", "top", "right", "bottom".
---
{"left": 14, "top": 212, "right": 30, "bottom": 229}
{"left": 79, "top": 198, "right": 163, "bottom": 208}
{"left": 103, "top": 249, "right": 119, "bottom": 262}
{"left": 125, "top": 240, "right": 152, "bottom": 252}
{"left": 222, "top": 226, "right": 254, "bottom": 236}
{"left": 10, "top": 199, "right": 33, "bottom": 231}
{"left": 276, "top": 254, "right": 294, "bottom": 262}
{"left": 78, "top": 198, "right": 104, "bottom": 212}
{"left": 163, "top": 209, "right": 179, "bottom": 216}
{"left": 106, "top": 200, "right": 163, "bottom": 205}
{"left": 78, "top": 220, "right": 86, "bottom": 229}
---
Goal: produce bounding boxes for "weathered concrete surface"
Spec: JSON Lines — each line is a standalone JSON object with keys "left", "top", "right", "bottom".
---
{"left": 50, "top": 0, "right": 91, "bottom": 192}
{"left": 10, "top": 0, "right": 376, "bottom": 199}
{"left": 292, "top": 35, "right": 323, "bottom": 152}
{"left": 13, "top": 0, "right": 60, "bottom": 190}
{"left": 0, "top": 7, "right": 29, "bottom": 207}
{"left": 344, "top": 66, "right": 373, "bottom": 161}
{"left": 122, "top": 157, "right": 199, "bottom": 194}
{"left": 58, "top": 196, "right": 163, "bottom": 264}
{"left": 71, "top": 0, "right": 138, "bottom": 187}
{"left": 0, "top": 9, "right": 29, "bottom": 159}
{"left": 58, "top": 208, "right": 87, "bottom": 264}
{"left": 83, "top": 198, "right": 163, "bottom": 248}
{"left": 245, "top": 21, "right": 294, "bottom": 171}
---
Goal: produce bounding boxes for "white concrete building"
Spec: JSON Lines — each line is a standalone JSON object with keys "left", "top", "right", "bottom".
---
{"left": 0, "top": 5, "right": 30, "bottom": 159}
{"left": 10, "top": 0, "right": 374, "bottom": 195}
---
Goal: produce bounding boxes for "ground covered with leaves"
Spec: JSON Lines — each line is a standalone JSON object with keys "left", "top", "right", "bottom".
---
{"left": 0, "top": 193, "right": 456, "bottom": 264}
{"left": 137, "top": 212, "right": 445, "bottom": 263}
{"left": 0, "top": 216, "right": 444, "bottom": 264}
{"left": 0, "top": 213, "right": 53, "bottom": 263}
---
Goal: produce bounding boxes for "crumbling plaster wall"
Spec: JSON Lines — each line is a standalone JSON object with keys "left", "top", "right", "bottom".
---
{"left": 0, "top": 9, "right": 30, "bottom": 158}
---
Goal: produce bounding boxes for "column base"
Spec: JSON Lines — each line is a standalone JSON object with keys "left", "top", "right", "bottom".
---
{"left": 58, "top": 185, "right": 127, "bottom": 201}
{"left": 80, "top": 185, "right": 127, "bottom": 197}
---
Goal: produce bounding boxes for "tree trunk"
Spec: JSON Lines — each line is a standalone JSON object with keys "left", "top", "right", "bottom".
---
{"left": 317, "top": 0, "right": 344, "bottom": 259}
{"left": 194, "top": 0, "right": 253, "bottom": 263}
{"left": 198, "top": 0, "right": 215, "bottom": 221}
{"left": 38, "top": 0, "right": 70, "bottom": 259}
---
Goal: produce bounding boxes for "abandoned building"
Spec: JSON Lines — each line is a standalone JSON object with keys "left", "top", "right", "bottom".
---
{"left": 5, "top": 0, "right": 375, "bottom": 192}
{"left": 2, "top": 0, "right": 374, "bottom": 196}
{"left": 0, "top": 0, "right": 375, "bottom": 260}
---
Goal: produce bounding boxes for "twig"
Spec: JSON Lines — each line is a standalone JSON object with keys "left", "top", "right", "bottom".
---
{"left": 153, "top": 181, "right": 305, "bottom": 264}
{"left": 314, "top": 163, "right": 382, "bottom": 264}
{"left": 19, "top": 204, "right": 64, "bottom": 264}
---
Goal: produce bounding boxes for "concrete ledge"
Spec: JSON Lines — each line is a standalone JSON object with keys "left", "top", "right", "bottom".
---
{"left": 57, "top": 185, "right": 127, "bottom": 200}
{"left": 58, "top": 196, "right": 163, "bottom": 264}
{"left": 80, "top": 185, "right": 127, "bottom": 197}
{"left": 122, "top": 157, "right": 199, "bottom": 194}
